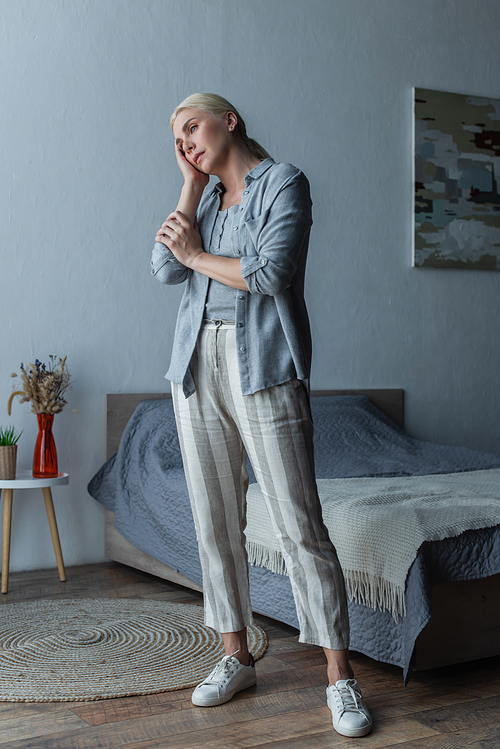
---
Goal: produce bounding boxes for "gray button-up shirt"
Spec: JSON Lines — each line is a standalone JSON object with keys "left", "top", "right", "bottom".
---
{"left": 151, "top": 158, "right": 313, "bottom": 398}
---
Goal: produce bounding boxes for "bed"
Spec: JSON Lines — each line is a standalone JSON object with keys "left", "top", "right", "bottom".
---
{"left": 88, "top": 389, "right": 500, "bottom": 683}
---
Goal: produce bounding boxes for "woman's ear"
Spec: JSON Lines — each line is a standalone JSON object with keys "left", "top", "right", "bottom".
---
{"left": 226, "top": 111, "right": 238, "bottom": 132}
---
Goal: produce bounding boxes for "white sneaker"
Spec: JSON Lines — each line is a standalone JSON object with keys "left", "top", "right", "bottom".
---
{"left": 326, "top": 679, "right": 372, "bottom": 737}
{"left": 192, "top": 653, "right": 256, "bottom": 707}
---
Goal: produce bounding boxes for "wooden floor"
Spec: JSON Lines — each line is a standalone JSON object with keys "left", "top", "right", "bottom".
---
{"left": 1, "top": 563, "right": 500, "bottom": 749}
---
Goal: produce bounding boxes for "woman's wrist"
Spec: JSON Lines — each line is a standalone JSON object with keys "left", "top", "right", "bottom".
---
{"left": 182, "top": 178, "right": 205, "bottom": 193}
{"left": 187, "top": 250, "right": 205, "bottom": 271}
{"left": 176, "top": 181, "right": 205, "bottom": 225}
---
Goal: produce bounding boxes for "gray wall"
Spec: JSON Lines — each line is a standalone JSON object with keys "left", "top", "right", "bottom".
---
{"left": 1, "top": 0, "right": 499, "bottom": 573}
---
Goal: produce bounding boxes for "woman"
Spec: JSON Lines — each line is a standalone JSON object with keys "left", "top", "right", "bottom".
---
{"left": 152, "top": 93, "right": 372, "bottom": 739}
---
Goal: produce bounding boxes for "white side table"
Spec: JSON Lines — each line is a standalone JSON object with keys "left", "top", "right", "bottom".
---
{"left": 0, "top": 470, "right": 69, "bottom": 594}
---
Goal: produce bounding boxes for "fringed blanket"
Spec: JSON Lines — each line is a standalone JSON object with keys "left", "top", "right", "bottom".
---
{"left": 245, "top": 469, "right": 500, "bottom": 621}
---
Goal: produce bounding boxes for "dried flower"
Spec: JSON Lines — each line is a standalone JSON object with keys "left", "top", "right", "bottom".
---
{"left": 8, "top": 356, "right": 72, "bottom": 416}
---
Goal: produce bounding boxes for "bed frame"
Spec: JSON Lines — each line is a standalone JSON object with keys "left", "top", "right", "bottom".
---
{"left": 104, "top": 390, "right": 403, "bottom": 591}
{"left": 103, "top": 389, "right": 500, "bottom": 673}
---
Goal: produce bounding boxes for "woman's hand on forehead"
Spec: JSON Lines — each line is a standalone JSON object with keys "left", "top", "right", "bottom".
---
{"left": 174, "top": 143, "right": 209, "bottom": 188}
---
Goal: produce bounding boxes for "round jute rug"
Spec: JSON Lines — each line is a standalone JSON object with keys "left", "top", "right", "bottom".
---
{"left": 0, "top": 598, "right": 267, "bottom": 702}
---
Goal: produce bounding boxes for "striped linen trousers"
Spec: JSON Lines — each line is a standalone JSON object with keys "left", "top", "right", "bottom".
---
{"left": 171, "top": 321, "right": 350, "bottom": 650}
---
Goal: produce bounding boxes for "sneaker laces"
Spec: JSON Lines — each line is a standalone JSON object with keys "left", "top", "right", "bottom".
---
{"left": 201, "top": 652, "right": 241, "bottom": 686}
{"left": 335, "top": 679, "right": 362, "bottom": 715}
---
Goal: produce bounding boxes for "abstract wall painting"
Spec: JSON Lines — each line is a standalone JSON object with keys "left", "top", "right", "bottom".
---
{"left": 413, "top": 87, "right": 500, "bottom": 270}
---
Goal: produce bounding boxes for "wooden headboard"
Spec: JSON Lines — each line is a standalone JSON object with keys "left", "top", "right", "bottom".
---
{"left": 106, "top": 389, "right": 404, "bottom": 460}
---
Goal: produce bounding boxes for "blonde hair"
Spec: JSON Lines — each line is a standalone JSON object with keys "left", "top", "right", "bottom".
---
{"left": 170, "top": 93, "right": 271, "bottom": 161}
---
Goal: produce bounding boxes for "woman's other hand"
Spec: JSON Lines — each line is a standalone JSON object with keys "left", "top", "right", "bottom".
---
{"left": 155, "top": 211, "right": 204, "bottom": 268}
{"left": 175, "top": 144, "right": 209, "bottom": 190}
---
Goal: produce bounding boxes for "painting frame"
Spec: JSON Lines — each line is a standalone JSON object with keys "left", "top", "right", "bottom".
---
{"left": 413, "top": 87, "right": 500, "bottom": 270}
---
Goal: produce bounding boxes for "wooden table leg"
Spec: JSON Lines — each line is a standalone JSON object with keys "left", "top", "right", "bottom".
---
{"left": 2, "top": 489, "right": 13, "bottom": 594}
{"left": 42, "top": 486, "right": 66, "bottom": 582}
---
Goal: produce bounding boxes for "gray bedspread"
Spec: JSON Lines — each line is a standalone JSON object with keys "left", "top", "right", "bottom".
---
{"left": 88, "top": 395, "right": 500, "bottom": 681}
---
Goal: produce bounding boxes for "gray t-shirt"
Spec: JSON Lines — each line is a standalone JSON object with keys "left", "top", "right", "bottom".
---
{"left": 203, "top": 204, "right": 239, "bottom": 321}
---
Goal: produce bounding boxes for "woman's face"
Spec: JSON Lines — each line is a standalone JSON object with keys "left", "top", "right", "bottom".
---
{"left": 172, "top": 107, "right": 235, "bottom": 175}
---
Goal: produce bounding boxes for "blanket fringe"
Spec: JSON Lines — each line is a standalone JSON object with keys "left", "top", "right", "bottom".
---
{"left": 246, "top": 542, "right": 287, "bottom": 577}
{"left": 343, "top": 570, "right": 406, "bottom": 621}
{"left": 246, "top": 542, "right": 406, "bottom": 621}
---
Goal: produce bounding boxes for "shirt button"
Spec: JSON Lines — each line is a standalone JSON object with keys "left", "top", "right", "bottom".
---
{"left": 238, "top": 322, "right": 244, "bottom": 327}
{"left": 239, "top": 295, "right": 245, "bottom": 300}
{"left": 239, "top": 207, "right": 243, "bottom": 211}
{"left": 235, "top": 250, "right": 240, "bottom": 255}
{"left": 240, "top": 346, "right": 246, "bottom": 352}
{"left": 260, "top": 259, "right": 265, "bottom": 265}
{"left": 233, "top": 226, "right": 238, "bottom": 231}
{"left": 243, "top": 190, "right": 249, "bottom": 195}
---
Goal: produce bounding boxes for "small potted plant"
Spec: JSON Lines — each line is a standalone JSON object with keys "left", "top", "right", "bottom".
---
{"left": 0, "top": 426, "right": 23, "bottom": 480}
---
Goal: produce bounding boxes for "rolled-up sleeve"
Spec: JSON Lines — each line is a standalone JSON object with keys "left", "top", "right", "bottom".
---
{"left": 151, "top": 242, "right": 191, "bottom": 285}
{"left": 240, "top": 172, "right": 312, "bottom": 296}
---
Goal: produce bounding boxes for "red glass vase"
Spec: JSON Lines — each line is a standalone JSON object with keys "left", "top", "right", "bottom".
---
{"left": 33, "top": 413, "right": 58, "bottom": 478}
